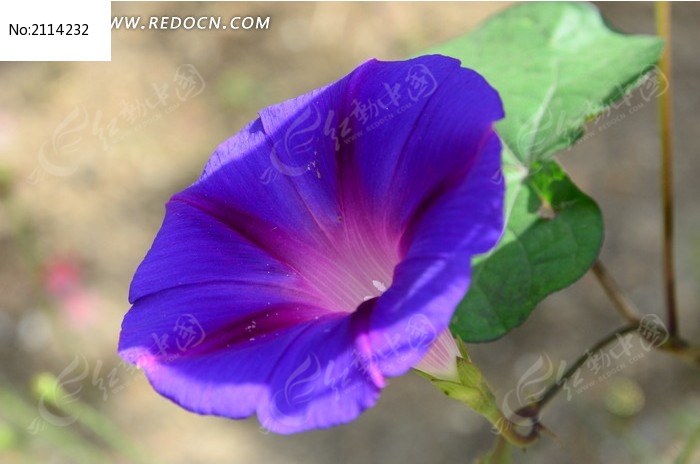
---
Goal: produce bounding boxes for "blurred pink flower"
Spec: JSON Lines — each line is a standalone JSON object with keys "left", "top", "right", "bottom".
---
{"left": 43, "top": 257, "right": 100, "bottom": 329}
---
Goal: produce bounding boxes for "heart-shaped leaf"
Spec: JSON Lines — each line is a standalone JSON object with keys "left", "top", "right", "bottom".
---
{"left": 452, "top": 156, "right": 603, "bottom": 341}
{"left": 425, "top": 2, "right": 663, "bottom": 341}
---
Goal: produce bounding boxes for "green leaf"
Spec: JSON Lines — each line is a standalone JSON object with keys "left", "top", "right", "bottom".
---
{"left": 424, "top": 2, "right": 663, "bottom": 341}
{"left": 452, "top": 157, "right": 603, "bottom": 341}
{"left": 430, "top": 1, "right": 663, "bottom": 164}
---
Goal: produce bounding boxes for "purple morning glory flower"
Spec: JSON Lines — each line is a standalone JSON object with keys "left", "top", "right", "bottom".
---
{"left": 119, "top": 55, "right": 504, "bottom": 433}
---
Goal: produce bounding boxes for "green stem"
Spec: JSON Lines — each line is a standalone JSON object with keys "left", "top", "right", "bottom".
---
{"left": 0, "top": 388, "right": 106, "bottom": 464}
{"left": 655, "top": 1, "right": 679, "bottom": 338}
{"left": 476, "top": 436, "right": 512, "bottom": 464}
{"left": 34, "top": 373, "right": 156, "bottom": 464}
{"left": 676, "top": 419, "right": 700, "bottom": 464}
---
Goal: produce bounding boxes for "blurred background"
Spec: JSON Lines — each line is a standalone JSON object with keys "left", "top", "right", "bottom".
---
{"left": 0, "top": 2, "right": 699, "bottom": 463}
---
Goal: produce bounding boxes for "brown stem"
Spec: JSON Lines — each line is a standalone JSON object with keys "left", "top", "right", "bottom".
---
{"left": 492, "top": 414, "right": 543, "bottom": 448}
{"left": 515, "top": 324, "right": 640, "bottom": 418}
{"left": 591, "top": 260, "right": 641, "bottom": 324}
{"left": 655, "top": 1, "right": 679, "bottom": 337}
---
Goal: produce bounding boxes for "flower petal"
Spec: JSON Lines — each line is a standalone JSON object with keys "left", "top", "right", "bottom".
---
{"left": 254, "top": 54, "right": 504, "bottom": 376}
{"left": 120, "top": 281, "right": 383, "bottom": 432}
{"left": 128, "top": 193, "right": 314, "bottom": 304}
{"left": 368, "top": 132, "right": 503, "bottom": 376}
{"left": 120, "top": 55, "right": 505, "bottom": 433}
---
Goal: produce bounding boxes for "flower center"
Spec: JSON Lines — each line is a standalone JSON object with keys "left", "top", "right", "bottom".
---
{"left": 295, "top": 219, "right": 400, "bottom": 313}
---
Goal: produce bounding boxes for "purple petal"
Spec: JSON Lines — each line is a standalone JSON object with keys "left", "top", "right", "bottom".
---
{"left": 119, "top": 54, "right": 504, "bottom": 433}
